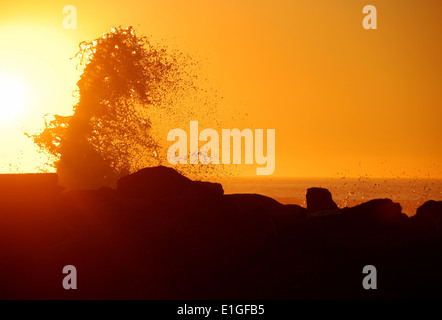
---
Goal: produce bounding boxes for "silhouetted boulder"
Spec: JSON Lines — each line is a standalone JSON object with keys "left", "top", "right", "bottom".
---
{"left": 412, "top": 200, "right": 442, "bottom": 234}
{"left": 225, "top": 194, "right": 283, "bottom": 213}
{"left": 225, "top": 194, "right": 307, "bottom": 237}
{"left": 193, "top": 181, "right": 224, "bottom": 197}
{"left": 306, "top": 187, "right": 338, "bottom": 213}
{"left": 117, "top": 166, "right": 223, "bottom": 201}
{"left": 342, "top": 198, "right": 407, "bottom": 225}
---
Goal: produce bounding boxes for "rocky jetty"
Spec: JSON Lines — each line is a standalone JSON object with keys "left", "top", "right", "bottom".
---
{"left": 0, "top": 167, "right": 440, "bottom": 299}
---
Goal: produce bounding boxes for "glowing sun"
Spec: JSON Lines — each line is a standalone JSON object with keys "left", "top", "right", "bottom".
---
{"left": 0, "top": 74, "right": 26, "bottom": 123}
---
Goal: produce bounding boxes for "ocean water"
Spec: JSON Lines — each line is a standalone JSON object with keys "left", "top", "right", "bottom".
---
{"left": 217, "top": 177, "right": 442, "bottom": 216}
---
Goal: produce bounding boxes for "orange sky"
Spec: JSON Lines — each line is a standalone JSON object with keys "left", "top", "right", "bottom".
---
{"left": 0, "top": 0, "right": 441, "bottom": 178}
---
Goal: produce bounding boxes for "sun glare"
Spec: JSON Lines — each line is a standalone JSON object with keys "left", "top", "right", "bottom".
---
{"left": 0, "top": 74, "right": 26, "bottom": 124}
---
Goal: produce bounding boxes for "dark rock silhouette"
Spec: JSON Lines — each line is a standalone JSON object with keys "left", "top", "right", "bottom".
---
{"left": 0, "top": 167, "right": 441, "bottom": 300}
{"left": 341, "top": 198, "right": 407, "bottom": 225}
{"left": 306, "top": 187, "right": 338, "bottom": 213}
{"left": 412, "top": 200, "right": 442, "bottom": 234}
{"left": 117, "top": 165, "right": 224, "bottom": 201}
{"left": 225, "top": 193, "right": 283, "bottom": 213}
